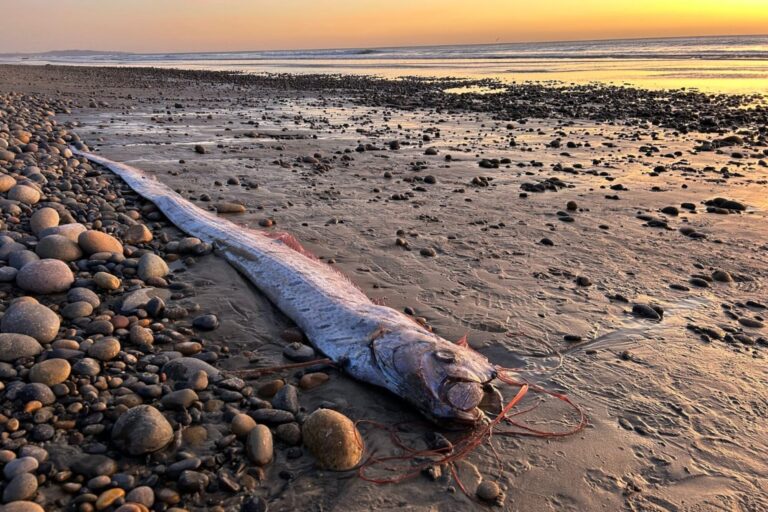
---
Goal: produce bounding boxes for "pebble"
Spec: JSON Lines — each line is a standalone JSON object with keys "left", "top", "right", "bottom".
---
{"left": 137, "top": 253, "right": 169, "bottom": 281}
{"left": 125, "top": 486, "right": 155, "bottom": 507}
{"left": 191, "top": 314, "right": 219, "bottom": 331}
{"left": 94, "top": 272, "right": 121, "bottom": 290}
{"left": 71, "top": 455, "right": 118, "bottom": 478}
{"left": 160, "top": 389, "right": 198, "bottom": 410}
{"left": 124, "top": 224, "right": 153, "bottom": 244}
{"left": 78, "top": 230, "right": 123, "bottom": 255}
{"left": 231, "top": 413, "right": 257, "bottom": 437}
{"left": 216, "top": 202, "right": 246, "bottom": 214}
{"left": 162, "top": 357, "right": 220, "bottom": 382}
{"left": 282, "top": 342, "right": 316, "bottom": 362}
{"left": 246, "top": 425, "right": 273, "bottom": 466}
{"left": 29, "top": 207, "right": 59, "bottom": 234}
{"left": 0, "top": 503, "right": 45, "bottom": 512}
{"left": 632, "top": 304, "right": 662, "bottom": 320}
{"left": 272, "top": 384, "right": 299, "bottom": 414}
{"left": 8, "top": 184, "right": 41, "bottom": 205}
{"left": 0, "top": 333, "right": 43, "bottom": 361}
{"left": 111, "top": 405, "right": 173, "bottom": 455}
{"left": 2, "top": 473, "right": 38, "bottom": 503}
{"left": 68, "top": 287, "right": 101, "bottom": 307}
{"left": 29, "top": 358, "right": 71, "bottom": 385}
{"left": 88, "top": 337, "right": 121, "bottom": 361}
{"left": 3, "top": 457, "right": 38, "bottom": 479}
{"left": 712, "top": 270, "right": 733, "bottom": 283}
{"left": 16, "top": 259, "right": 74, "bottom": 294}
{"left": 1, "top": 301, "right": 60, "bottom": 343}
{"left": 61, "top": 301, "right": 93, "bottom": 319}
{"left": 302, "top": 408, "right": 363, "bottom": 470}
{"left": 476, "top": 480, "right": 502, "bottom": 503}
{"left": 95, "top": 488, "right": 125, "bottom": 510}
{"left": 35, "top": 235, "right": 83, "bottom": 261}
{"left": 299, "top": 372, "right": 329, "bottom": 390}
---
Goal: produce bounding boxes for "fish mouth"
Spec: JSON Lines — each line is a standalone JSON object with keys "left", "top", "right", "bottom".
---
{"left": 439, "top": 371, "right": 497, "bottom": 425}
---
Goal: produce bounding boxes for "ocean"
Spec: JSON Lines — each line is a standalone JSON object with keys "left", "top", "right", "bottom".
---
{"left": 3, "top": 35, "right": 768, "bottom": 95}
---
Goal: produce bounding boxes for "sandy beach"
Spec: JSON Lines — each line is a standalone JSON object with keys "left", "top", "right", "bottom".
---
{"left": 0, "top": 64, "right": 766, "bottom": 511}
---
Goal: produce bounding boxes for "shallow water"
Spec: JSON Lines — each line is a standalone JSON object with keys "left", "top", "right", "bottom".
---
{"left": 4, "top": 35, "right": 768, "bottom": 94}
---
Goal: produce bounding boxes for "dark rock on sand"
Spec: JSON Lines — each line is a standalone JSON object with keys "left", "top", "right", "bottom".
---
{"left": 111, "top": 405, "right": 173, "bottom": 455}
{"left": 16, "top": 259, "right": 74, "bottom": 294}
{"left": 0, "top": 333, "right": 43, "bottom": 362}
{"left": 1, "top": 301, "right": 60, "bottom": 343}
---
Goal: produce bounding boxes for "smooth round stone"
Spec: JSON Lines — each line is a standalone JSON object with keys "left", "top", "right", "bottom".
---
{"left": 35, "top": 235, "right": 82, "bottom": 262}
{"left": 272, "top": 384, "right": 299, "bottom": 414}
{"left": 3, "top": 473, "right": 38, "bottom": 503}
{"left": 3, "top": 457, "right": 38, "bottom": 479}
{"left": 128, "top": 325, "right": 153, "bottom": 345}
{"left": 283, "top": 342, "right": 316, "bottom": 362}
{"left": 61, "top": 301, "right": 93, "bottom": 319}
{"left": 275, "top": 422, "right": 302, "bottom": 446}
{"left": 0, "top": 333, "right": 42, "bottom": 362}
{"left": 125, "top": 486, "right": 154, "bottom": 507}
{"left": 124, "top": 224, "right": 153, "bottom": 244}
{"left": 30, "top": 207, "right": 60, "bottom": 235}
{"left": 16, "top": 259, "right": 74, "bottom": 294}
{"left": 1, "top": 302, "right": 60, "bottom": 343}
{"left": 8, "top": 251, "right": 38, "bottom": 270}
{"left": 17, "top": 446, "right": 48, "bottom": 464}
{"left": 18, "top": 383, "right": 56, "bottom": 406}
{"left": 1, "top": 503, "right": 44, "bottom": 512}
{"left": 72, "top": 358, "right": 101, "bottom": 377}
{"left": 231, "top": 413, "right": 256, "bottom": 437}
{"left": 191, "top": 314, "right": 219, "bottom": 331}
{"left": 39, "top": 223, "right": 86, "bottom": 242}
{"left": 93, "top": 272, "right": 120, "bottom": 291}
{"left": 299, "top": 372, "right": 329, "bottom": 390}
{"left": 477, "top": 480, "right": 502, "bottom": 502}
{"left": 95, "top": 488, "right": 125, "bottom": 510}
{"left": 0, "top": 266, "right": 18, "bottom": 282}
{"left": 88, "top": 338, "right": 121, "bottom": 361}
{"left": 712, "top": 270, "right": 733, "bottom": 283}
{"left": 160, "top": 389, "right": 198, "bottom": 410}
{"left": 246, "top": 425, "right": 273, "bottom": 466}
{"left": 71, "top": 455, "right": 118, "bottom": 478}
{"left": 68, "top": 287, "right": 101, "bottom": 308}
{"left": 0, "top": 175, "right": 16, "bottom": 192}
{"left": 8, "top": 184, "right": 40, "bottom": 205}
{"left": 177, "top": 237, "right": 202, "bottom": 253}
{"left": 186, "top": 370, "right": 208, "bottom": 391}
{"left": 78, "top": 230, "right": 123, "bottom": 255}
{"left": 162, "top": 358, "right": 220, "bottom": 382}
{"left": 303, "top": 409, "right": 364, "bottom": 470}
{"left": 29, "top": 359, "right": 71, "bottom": 386}
{"left": 111, "top": 405, "right": 173, "bottom": 455}
{"left": 178, "top": 470, "right": 208, "bottom": 494}
{"left": 137, "top": 253, "right": 168, "bottom": 281}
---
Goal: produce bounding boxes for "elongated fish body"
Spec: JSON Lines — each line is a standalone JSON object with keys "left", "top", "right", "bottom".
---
{"left": 74, "top": 149, "right": 497, "bottom": 425}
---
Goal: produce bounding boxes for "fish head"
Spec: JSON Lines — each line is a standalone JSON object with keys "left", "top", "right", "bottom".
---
{"left": 376, "top": 329, "right": 497, "bottom": 427}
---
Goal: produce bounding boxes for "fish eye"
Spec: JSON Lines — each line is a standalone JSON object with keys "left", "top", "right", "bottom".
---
{"left": 433, "top": 350, "right": 456, "bottom": 363}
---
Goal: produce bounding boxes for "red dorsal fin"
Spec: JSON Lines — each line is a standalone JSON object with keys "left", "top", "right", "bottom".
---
{"left": 456, "top": 334, "right": 469, "bottom": 347}
{"left": 264, "top": 232, "right": 319, "bottom": 261}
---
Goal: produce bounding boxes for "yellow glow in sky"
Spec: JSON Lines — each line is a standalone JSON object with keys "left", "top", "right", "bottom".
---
{"left": 1, "top": 0, "right": 767, "bottom": 53}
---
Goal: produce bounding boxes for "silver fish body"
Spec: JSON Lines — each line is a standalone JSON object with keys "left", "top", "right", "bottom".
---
{"left": 74, "top": 149, "right": 497, "bottom": 425}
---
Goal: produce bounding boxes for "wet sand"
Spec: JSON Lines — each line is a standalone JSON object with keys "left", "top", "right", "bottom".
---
{"left": 1, "top": 65, "right": 767, "bottom": 511}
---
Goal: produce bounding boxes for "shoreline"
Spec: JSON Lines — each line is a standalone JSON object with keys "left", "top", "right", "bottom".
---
{"left": 0, "top": 64, "right": 767, "bottom": 511}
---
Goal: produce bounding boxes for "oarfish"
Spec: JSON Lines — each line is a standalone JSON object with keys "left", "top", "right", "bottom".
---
{"left": 73, "top": 149, "right": 498, "bottom": 426}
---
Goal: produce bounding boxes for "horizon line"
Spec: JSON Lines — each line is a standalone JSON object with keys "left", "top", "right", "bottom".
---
{"left": 5, "top": 32, "right": 768, "bottom": 58}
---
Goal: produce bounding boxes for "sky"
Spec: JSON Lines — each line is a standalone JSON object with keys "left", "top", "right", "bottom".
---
{"left": 1, "top": 0, "right": 768, "bottom": 53}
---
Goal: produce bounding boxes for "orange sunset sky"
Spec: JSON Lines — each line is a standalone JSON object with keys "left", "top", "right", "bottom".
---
{"left": 2, "top": 0, "right": 768, "bottom": 53}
